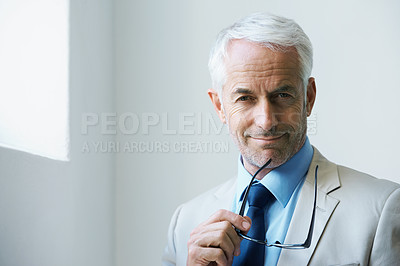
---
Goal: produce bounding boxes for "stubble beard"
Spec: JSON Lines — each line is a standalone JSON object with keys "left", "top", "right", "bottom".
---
{"left": 231, "top": 111, "right": 308, "bottom": 170}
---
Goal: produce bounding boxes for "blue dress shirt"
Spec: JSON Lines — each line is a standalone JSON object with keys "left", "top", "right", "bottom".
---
{"left": 232, "top": 137, "right": 314, "bottom": 266}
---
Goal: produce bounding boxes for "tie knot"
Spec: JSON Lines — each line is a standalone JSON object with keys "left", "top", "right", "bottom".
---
{"left": 247, "top": 183, "right": 273, "bottom": 208}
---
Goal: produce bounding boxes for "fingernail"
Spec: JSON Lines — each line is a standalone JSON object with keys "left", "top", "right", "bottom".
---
{"left": 242, "top": 220, "right": 250, "bottom": 229}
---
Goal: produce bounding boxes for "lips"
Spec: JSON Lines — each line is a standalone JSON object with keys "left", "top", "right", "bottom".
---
{"left": 250, "top": 133, "right": 286, "bottom": 144}
{"left": 252, "top": 135, "right": 284, "bottom": 140}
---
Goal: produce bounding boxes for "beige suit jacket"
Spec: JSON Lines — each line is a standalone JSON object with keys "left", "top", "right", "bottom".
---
{"left": 162, "top": 148, "right": 400, "bottom": 266}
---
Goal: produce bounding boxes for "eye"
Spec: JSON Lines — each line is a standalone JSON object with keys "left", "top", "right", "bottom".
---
{"left": 271, "top": 92, "right": 295, "bottom": 104}
{"left": 278, "top": 93, "right": 290, "bottom": 98}
{"left": 237, "top": 95, "right": 251, "bottom": 102}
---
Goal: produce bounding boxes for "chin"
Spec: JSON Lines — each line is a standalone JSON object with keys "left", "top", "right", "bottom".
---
{"left": 245, "top": 148, "right": 289, "bottom": 169}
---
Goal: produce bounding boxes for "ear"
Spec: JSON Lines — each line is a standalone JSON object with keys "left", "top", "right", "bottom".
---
{"left": 306, "top": 77, "right": 317, "bottom": 116}
{"left": 207, "top": 88, "right": 226, "bottom": 124}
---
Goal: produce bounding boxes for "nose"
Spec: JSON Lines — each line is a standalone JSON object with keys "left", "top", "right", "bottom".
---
{"left": 253, "top": 100, "right": 278, "bottom": 131}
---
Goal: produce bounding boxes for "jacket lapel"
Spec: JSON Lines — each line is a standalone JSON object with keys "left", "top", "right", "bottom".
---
{"left": 278, "top": 147, "right": 341, "bottom": 266}
{"left": 212, "top": 177, "right": 237, "bottom": 212}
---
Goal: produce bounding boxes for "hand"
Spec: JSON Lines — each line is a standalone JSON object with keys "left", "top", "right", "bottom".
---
{"left": 187, "top": 209, "right": 251, "bottom": 266}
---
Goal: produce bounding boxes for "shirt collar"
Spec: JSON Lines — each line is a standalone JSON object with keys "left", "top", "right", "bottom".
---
{"left": 236, "top": 137, "right": 314, "bottom": 208}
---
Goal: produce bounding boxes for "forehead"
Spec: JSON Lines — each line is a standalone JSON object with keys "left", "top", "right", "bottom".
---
{"left": 224, "top": 39, "right": 301, "bottom": 85}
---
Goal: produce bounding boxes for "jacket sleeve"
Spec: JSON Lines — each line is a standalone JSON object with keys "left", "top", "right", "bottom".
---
{"left": 162, "top": 205, "right": 183, "bottom": 266}
{"left": 370, "top": 187, "right": 400, "bottom": 265}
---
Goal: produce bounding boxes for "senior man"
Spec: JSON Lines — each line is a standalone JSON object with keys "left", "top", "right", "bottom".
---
{"left": 162, "top": 13, "right": 400, "bottom": 266}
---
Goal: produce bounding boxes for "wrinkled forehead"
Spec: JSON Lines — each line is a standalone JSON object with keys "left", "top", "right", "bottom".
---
{"left": 224, "top": 39, "right": 301, "bottom": 75}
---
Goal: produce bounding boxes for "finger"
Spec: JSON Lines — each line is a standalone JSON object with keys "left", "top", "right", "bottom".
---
{"left": 190, "top": 229, "right": 235, "bottom": 263}
{"left": 212, "top": 221, "right": 243, "bottom": 257}
{"left": 200, "top": 209, "right": 251, "bottom": 232}
{"left": 241, "top": 216, "right": 252, "bottom": 235}
{"left": 193, "top": 220, "right": 245, "bottom": 258}
{"left": 187, "top": 246, "right": 228, "bottom": 266}
{"left": 189, "top": 210, "right": 252, "bottom": 262}
{"left": 232, "top": 216, "right": 252, "bottom": 256}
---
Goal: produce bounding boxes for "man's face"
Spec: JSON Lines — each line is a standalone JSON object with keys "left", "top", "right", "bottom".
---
{"left": 209, "top": 40, "right": 316, "bottom": 175}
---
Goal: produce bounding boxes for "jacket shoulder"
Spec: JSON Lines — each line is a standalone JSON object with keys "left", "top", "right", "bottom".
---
{"left": 178, "top": 177, "right": 236, "bottom": 220}
{"left": 311, "top": 147, "right": 399, "bottom": 197}
{"left": 336, "top": 164, "right": 400, "bottom": 198}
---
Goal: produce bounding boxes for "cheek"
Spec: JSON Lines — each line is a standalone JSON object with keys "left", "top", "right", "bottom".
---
{"left": 225, "top": 106, "right": 252, "bottom": 132}
{"left": 283, "top": 102, "right": 305, "bottom": 124}
{"left": 228, "top": 106, "right": 246, "bottom": 119}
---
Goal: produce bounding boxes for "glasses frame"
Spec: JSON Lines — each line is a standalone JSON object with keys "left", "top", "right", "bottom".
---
{"left": 236, "top": 159, "right": 318, "bottom": 249}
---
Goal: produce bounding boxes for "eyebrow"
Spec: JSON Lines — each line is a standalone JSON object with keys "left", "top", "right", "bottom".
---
{"left": 232, "top": 85, "right": 297, "bottom": 95}
{"left": 232, "top": 88, "right": 254, "bottom": 95}
{"left": 273, "top": 85, "right": 297, "bottom": 94}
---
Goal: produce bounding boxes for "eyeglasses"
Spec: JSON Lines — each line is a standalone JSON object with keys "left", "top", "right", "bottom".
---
{"left": 236, "top": 159, "right": 318, "bottom": 249}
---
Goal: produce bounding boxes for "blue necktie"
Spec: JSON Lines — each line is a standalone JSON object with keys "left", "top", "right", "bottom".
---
{"left": 233, "top": 183, "right": 274, "bottom": 266}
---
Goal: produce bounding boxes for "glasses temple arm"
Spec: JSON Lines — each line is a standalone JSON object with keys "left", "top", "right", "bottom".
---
{"left": 303, "top": 165, "right": 318, "bottom": 248}
{"left": 238, "top": 158, "right": 272, "bottom": 216}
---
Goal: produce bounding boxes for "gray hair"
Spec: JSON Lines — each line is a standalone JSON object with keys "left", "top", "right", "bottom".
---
{"left": 208, "top": 12, "right": 313, "bottom": 96}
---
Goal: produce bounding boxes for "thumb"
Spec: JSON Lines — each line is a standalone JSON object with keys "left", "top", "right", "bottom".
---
{"left": 242, "top": 216, "right": 252, "bottom": 234}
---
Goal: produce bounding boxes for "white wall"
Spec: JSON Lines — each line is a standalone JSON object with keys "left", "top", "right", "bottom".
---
{"left": 1, "top": 1, "right": 398, "bottom": 266}
{"left": 0, "top": 0, "right": 114, "bottom": 265}
{"left": 115, "top": 1, "right": 400, "bottom": 266}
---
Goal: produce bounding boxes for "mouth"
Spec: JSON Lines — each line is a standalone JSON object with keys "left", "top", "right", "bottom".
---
{"left": 250, "top": 134, "right": 286, "bottom": 144}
